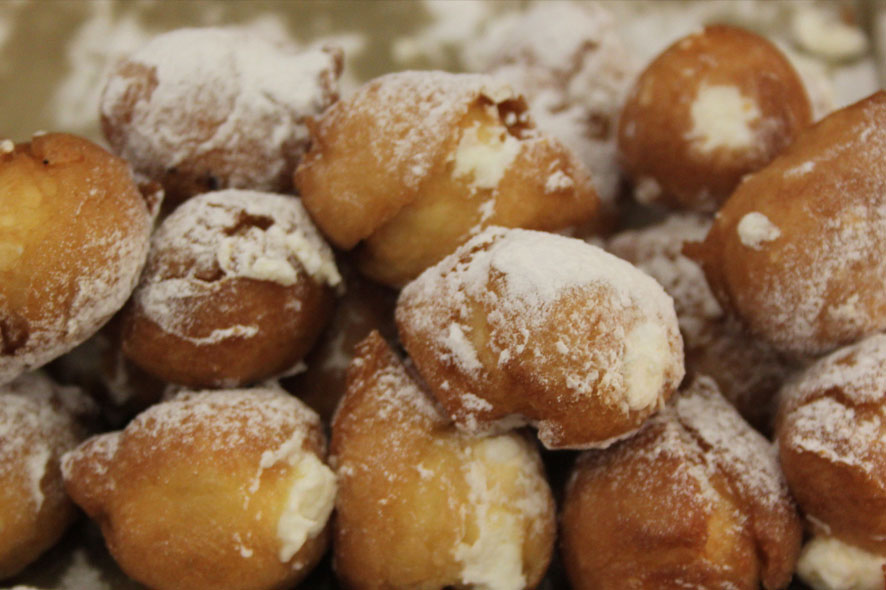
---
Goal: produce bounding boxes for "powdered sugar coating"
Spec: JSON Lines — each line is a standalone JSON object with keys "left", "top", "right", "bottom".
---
{"left": 397, "top": 226, "right": 684, "bottom": 449}
{"left": 101, "top": 27, "right": 341, "bottom": 197}
{"left": 125, "top": 387, "right": 317, "bottom": 456}
{"left": 675, "top": 376, "right": 791, "bottom": 515}
{"left": 607, "top": 214, "right": 720, "bottom": 343}
{"left": 132, "top": 189, "right": 339, "bottom": 347}
{"left": 0, "top": 373, "right": 87, "bottom": 510}
{"left": 462, "top": 1, "right": 637, "bottom": 209}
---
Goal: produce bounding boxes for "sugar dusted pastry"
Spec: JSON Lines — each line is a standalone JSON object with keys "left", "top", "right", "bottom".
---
{"left": 618, "top": 25, "right": 811, "bottom": 212}
{"left": 777, "top": 334, "right": 886, "bottom": 588}
{"left": 0, "top": 133, "right": 152, "bottom": 386}
{"left": 295, "top": 70, "right": 601, "bottom": 287}
{"left": 463, "top": 1, "right": 636, "bottom": 217}
{"left": 0, "top": 373, "right": 91, "bottom": 578}
{"left": 62, "top": 386, "right": 335, "bottom": 590}
{"left": 121, "top": 189, "right": 340, "bottom": 388}
{"left": 396, "top": 227, "right": 684, "bottom": 450}
{"left": 562, "top": 376, "right": 802, "bottom": 590}
{"left": 101, "top": 28, "right": 342, "bottom": 206}
{"left": 688, "top": 91, "right": 886, "bottom": 356}
{"left": 331, "top": 331, "right": 555, "bottom": 590}
{"left": 607, "top": 214, "right": 796, "bottom": 432}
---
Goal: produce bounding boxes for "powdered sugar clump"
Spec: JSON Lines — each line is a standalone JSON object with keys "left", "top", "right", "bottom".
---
{"left": 738, "top": 212, "right": 781, "bottom": 250}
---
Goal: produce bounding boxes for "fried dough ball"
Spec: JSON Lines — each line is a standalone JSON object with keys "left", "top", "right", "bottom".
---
{"left": 607, "top": 214, "right": 797, "bottom": 432}
{"left": 0, "top": 133, "right": 152, "bottom": 386}
{"left": 462, "top": 2, "right": 637, "bottom": 218}
{"left": 687, "top": 91, "right": 886, "bottom": 357}
{"left": 618, "top": 25, "right": 811, "bottom": 212}
{"left": 295, "top": 71, "right": 601, "bottom": 287}
{"left": 396, "top": 227, "right": 684, "bottom": 450}
{"left": 283, "top": 257, "right": 397, "bottom": 422}
{"left": 777, "top": 334, "right": 886, "bottom": 588}
{"left": 331, "top": 331, "right": 555, "bottom": 590}
{"left": 562, "top": 376, "right": 802, "bottom": 590}
{"left": 121, "top": 189, "right": 340, "bottom": 388}
{"left": 62, "top": 386, "right": 336, "bottom": 590}
{"left": 0, "top": 373, "right": 92, "bottom": 579}
{"left": 101, "top": 28, "right": 342, "bottom": 207}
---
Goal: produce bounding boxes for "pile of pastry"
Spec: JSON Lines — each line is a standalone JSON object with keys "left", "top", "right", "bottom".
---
{"left": 2, "top": 5, "right": 884, "bottom": 590}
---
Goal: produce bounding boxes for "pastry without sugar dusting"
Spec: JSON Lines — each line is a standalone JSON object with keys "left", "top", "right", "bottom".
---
{"left": 397, "top": 226, "right": 684, "bottom": 450}
{"left": 101, "top": 27, "right": 342, "bottom": 206}
{"left": 0, "top": 133, "right": 152, "bottom": 386}
{"left": 778, "top": 334, "right": 886, "bottom": 589}
{"left": 0, "top": 372, "right": 92, "bottom": 579}
{"left": 295, "top": 70, "right": 601, "bottom": 287}
{"left": 62, "top": 386, "right": 336, "bottom": 590}
{"left": 562, "top": 376, "right": 802, "bottom": 590}
{"left": 331, "top": 331, "right": 555, "bottom": 590}
{"left": 688, "top": 91, "right": 886, "bottom": 357}
{"left": 121, "top": 189, "right": 340, "bottom": 389}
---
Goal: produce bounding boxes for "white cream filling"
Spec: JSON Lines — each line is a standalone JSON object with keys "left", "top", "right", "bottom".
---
{"left": 737, "top": 212, "right": 781, "bottom": 250}
{"left": 275, "top": 451, "right": 337, "bottom": 563}
{"left": 454, "top": 437, "right": 528, "bottom": 590}
{"left": 791, "top": 7, "right": 868, "bottom": 62}
{"left": 452, "top": 120, "right": 521, "bottom": 190}
{"left": 687, "top": 85, "right": 760, "bottom": 154}
{"left": 797, "top": 536, "right": 886, "bottom": 590}
{"left": 621, "top": 321, "right": 670, "bottom": 411}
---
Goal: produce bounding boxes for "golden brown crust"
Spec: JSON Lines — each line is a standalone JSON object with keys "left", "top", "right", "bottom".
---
{"left": 331, "top": 331, "right": 556, "bottom": 590}
{"left": 0, "top": 133, "right": 151, "bottom": 385}
{"left": 777, "top": 334, "right": 886, "bottom": 554}
{"left": 295, "top": 71, "right": 601, "bottom": 287}
{"left": 396, "top": 227, "right": 684, "bottom": 450}
{"left": 618, "top": 25, "right": 811, "bottom": 212}
{"left": 687, "top": 91, "right": 886, "bottom": 357}
{"left": 562, "top": 377, "right": 801, "bottom": 590}
{"left": 121, "top": 190, "right": 337, "bottom": 388}
{"left": 62, "top": 387, "right": 333, "bottom": 590}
